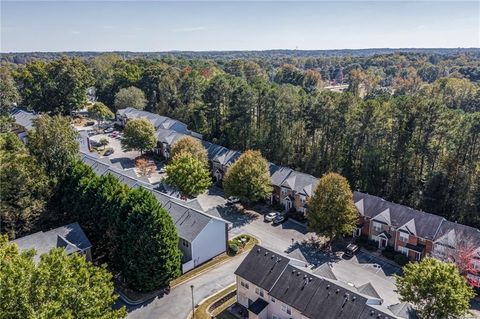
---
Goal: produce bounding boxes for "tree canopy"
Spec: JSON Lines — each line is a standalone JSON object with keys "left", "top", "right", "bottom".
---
{"left": 0, "top": 235, "right": 127, "bottom": 319}
{"left": 223, "top": 150, "right": 272, "bottom": 203}
{"left": 307, "top": 172, "right": 358, "bottom": 242}
{"left": 27, "top": 114, "right": 79, "bottom": 181}
{"left": 120, "top": 118, "right": 156, "bottom": 154}
{"left": 114, "top": 86, "right": 146, "bottom": 111}
{"left": 0, "top": 66, "right": 21, "bottom": 114}
{"left": 165, "top": 152, "right": 212, "bottom": 196}
{"left": 14, "top": 57, "right": 93, "bottom": 114}
{"left": 170, "top": 136, "right": 208, "bottom": 167}
{"left": 396, "top": 257, "right": 475, "bottom": 319}
{"left": 89, "top": 102, "right": 114, "bottom": 122}
{"left": 0, "top": 132, "right": 51, "bottom": 239}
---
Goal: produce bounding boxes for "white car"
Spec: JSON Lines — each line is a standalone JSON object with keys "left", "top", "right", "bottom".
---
{"left": 264, "top": 212, "right": 278, "bottom": 222}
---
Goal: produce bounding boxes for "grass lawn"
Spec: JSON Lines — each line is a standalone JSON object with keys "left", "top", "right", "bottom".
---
{"left": 171, "top": 234, "right": 258, "bottom": 288}
{"left": 192, "top": 284, "right": 236, "bottom": 319}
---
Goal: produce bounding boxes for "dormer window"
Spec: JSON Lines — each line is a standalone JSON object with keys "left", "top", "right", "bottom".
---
{"left": 372, "top": 221, "right": 382, "bottom": 232}
{"left": 399, "top": 232, "right": 409, "bottom": 243}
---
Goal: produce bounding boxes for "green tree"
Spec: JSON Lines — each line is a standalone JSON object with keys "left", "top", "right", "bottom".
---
{"left": 396, "top": 257, "right": 475, "bottom": 319}
{"left": 89, "top": 102, "right": 114, "bottom": 122}
{"left": 223, "top": 150, "right": 272, "bottom": 203}
{"left": 165, "top": 152, "right": 212, "bottom": 196}
{"left": 119, "top": 188, "right": 182, "bottom": 291}
{"left": 120, "top": 118, "right": 156, "bottom": 154}
{"left": 15, "top": 58, "right": 93, "bottom": 114}
{"left": 0, "top": 66, "right": 21, "bottom": 114}
{"left": 0, "top": 133, "right": 50, "bottom": 239}
{"left": 0, "top": 235, "right": 127, "bottom": 319}
{"left": 27, "top": 114, "right": 79, "bottom": 180}
{"left": 170, "top": 136, "right": 208, "bottom": 167}
{"left": 99, "top": 138, "right": 109, "bottom": 150}
{"left": 307, "top": 172, "right": 358, "bottom": 243}
{"left": 114, "top": 86, "right": 146, "bottom": 111}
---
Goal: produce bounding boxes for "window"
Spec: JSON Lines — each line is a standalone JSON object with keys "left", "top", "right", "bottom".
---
{"left": 398, "top": 246, "right": 408, "bottom": 256}
{"left": 399, "top": 232, "right": 409, "bottom": 243}
{"left": 300, "top": 195, "right": 306, "bottom": 204}
{"left": 282, "top": 303, "right": 292, "bottom": 315}
{"left": 414, "top": 251, "right": 421, "bottom": 261}
{"left": 182, "top": 239, "right": 189, "bottom": 247}
{"left": 272, "top": 316, "right": 278, "bottom": 319}
{"left": 281, "top": 188, "right": 288, "bottom": 196}
{"left": 372, "top": 221, "right": 382, "bottom": 232}
{"left": 255, "top": 287, "right": 264, "bottom": 297}
{"left": 271, "top": 296, "right": 276, "bottom": 303}
{"left": 240, "top": 281, "right": 249, "bottom": 289}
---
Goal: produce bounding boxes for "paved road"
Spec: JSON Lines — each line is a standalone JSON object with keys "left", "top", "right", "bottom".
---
{"left": 123, "top": 208, "right": 401, "bottom": 318}
{"left": 122, "top": 256, "right": 245, "bottom": 319}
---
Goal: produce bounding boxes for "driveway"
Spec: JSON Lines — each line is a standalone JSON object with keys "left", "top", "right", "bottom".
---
{"left": 89, "top": 133, "right": 139, "bottom": 169}
{"left": 121, "top": 254, "right": 245, "bottom": 319}
{"left": 122, "top": 207, "right": 402, "bottom": 318}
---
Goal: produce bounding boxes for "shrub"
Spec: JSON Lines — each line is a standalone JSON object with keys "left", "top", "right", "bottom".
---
{"left": 394, "top": 253, "right": 410, "bottom": 266}
{"left": 382, "top": 248, "right": 395, "bottom": 260}
{"left": 229, "top": 242, "right": 239, "bottom": 255}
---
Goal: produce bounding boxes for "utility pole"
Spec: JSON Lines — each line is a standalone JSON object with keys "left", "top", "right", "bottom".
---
{"left": 191, "top": 285, "right": 195, "bottom": 319}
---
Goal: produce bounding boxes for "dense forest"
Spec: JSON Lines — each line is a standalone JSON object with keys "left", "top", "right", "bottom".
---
{"left": 1, "top": 50, "right": 479, "bottom": 229}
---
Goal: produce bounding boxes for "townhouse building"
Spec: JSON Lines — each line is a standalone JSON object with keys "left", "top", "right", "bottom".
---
{"left": 79, "top": 151, "right": 229, "bottom": 273}
{"left": 235, "top": 245, "right": 407, "bottom": 319}
{"left": 112, "top": 109, "right": 480, "bottom": 278}
{"left": 12, "top": 222, "right": 92, "bottom": 262}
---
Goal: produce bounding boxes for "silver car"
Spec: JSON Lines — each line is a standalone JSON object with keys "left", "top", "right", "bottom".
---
{"left": 264, "top": 212, "right": 278, "bottom": 222}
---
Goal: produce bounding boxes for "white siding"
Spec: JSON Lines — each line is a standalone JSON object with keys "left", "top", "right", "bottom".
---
{"left": 191, "top": 219, "right": 226, "bottom": 266}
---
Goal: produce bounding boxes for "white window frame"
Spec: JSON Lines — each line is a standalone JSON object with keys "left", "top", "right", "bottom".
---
{"left": 372, "top": 221, "right": 382, "bottom": 232}
{"left": 271, "top": 296, "right": 276, "bottom": 303}
{"left": 255, "top": 287, "right": 264, "bottom": 297}
{"left": 399, "top": 232, "right": 409, "bottom": 243}
{"left": 398, "top": 246, "right": 409, "bottom": 256}
{"left": 282, "top": 303, "right": 292, "bottom": 315}
{"left": 240, "top": 281, "right": 249, "bottom": 289}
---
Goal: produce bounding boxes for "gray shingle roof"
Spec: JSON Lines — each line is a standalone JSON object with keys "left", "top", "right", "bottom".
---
{"left": 357, "top": 282, "right": 381, "bottom": 300}
{"left": 388, "top": 303, "right": 417, "bottom": 319}
{"left": 353, "top": 192, "right": 445, "bottom": 241}
{"left": 11, "top": 108, "right": 37, "bottom": 131}
{"left": 12, "top": 222, "right": 91, "bottom": 262}
{"left": 269, "top": 164, "right": 293, "bottom": 187}
{"left": 312, "top": 263, "right": 337, "bottom": 280}
{"left": 236, "top": 245, "right": 395, "bottom": 319}
{"left": 281, "top": 171, "right": 319, "bottom": 196}
{"left": 79, "top": 152, "right": 221, "bottom": 242}
{"left": 234, "top": 245, "right": 290, "bottom": 291}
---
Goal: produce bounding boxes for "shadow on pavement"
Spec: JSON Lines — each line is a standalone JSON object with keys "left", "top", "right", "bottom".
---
{"left": 285, "top": 239, "right": 341, "bottom": 267}
{"left": 111, "top": 157, "right": 136, "bottom": 169}
{"left": 215, "top": 206, "right": 258, "bottom": 228}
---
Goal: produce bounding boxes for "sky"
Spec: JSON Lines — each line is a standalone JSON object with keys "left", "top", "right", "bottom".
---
{"left": 1, "top": 1, "right": 479, "bottom": 52}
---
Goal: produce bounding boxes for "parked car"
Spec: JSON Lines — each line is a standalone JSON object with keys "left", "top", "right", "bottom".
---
{"left": 272, "top": 214, "right": 287, "bottom": 225}
{"left": 158, "top": 167, "right": 166, "bottom": 174}
{"left": 104, "top": 127, "right": 114, "bottom": 133}
{"left": 85, "top": 121, "right": 95, "bottom": 126}
{"left": 264, "top": 212, "right": 278, "bottom": 222}
{"left": 104, "top": 148, "right": 114, "bottom": 156}
{"left": 87, "top": 130, "right": 97, "bottom": 136}
{"left": 226, "top": 196, "right": 240, "bottom": 205}
{"left": 344, "top": 243, "right": 359, "bottom": 258}
{"left": 109, "top": 132, "right": 119, "bottom": 138}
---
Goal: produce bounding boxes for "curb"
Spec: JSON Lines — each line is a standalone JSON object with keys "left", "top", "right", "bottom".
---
{"left": 187, "top": 283, "right": 236, "bottom": 319}
{"left": 118, "top": 236, "right": 260, "bottom": 306}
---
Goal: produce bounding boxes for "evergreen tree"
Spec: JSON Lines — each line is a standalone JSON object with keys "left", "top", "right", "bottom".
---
{"left": 119, "top": 188, "right": 182, "bottom": 291}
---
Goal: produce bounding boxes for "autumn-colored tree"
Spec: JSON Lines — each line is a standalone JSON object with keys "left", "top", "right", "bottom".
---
{"left": 170, "top": 136, "right": 208, "bottom": 167}
{"left": 307, "top": 173, "right": 358, "bottom": 243}
{"left": 136, "top": 157, "right": 155, "bottom": 177}
{"left": 223, "top": 150, "right": 272, "bottom": 203}
{"left": 165, "top": 152, "right": 212, "bottom": 196}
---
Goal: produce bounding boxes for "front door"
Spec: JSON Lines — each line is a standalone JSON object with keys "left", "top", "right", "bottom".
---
{"left": 379, "top": 237, "right": 388, "bottom": 249}
{"left": 284, "top": 198, "right": 292, "bottom": 211}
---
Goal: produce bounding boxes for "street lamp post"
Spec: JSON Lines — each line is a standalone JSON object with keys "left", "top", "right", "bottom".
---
{"left": 191, "top": 285, "right": 195, "bottom": 319}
